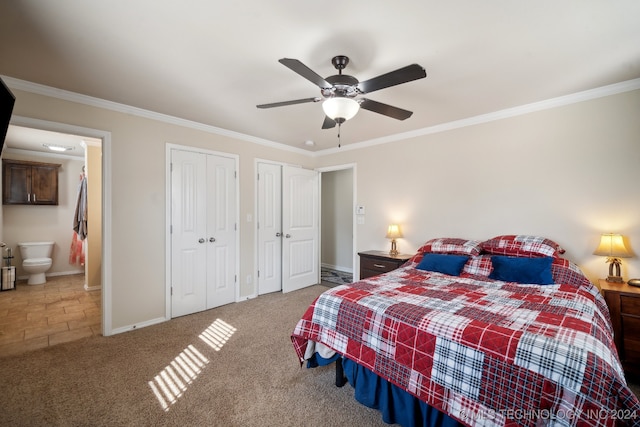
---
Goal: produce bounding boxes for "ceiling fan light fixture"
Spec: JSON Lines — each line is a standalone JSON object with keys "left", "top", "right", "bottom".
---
{"left": 322, "top": 97, "right": 359, "bottom": 122}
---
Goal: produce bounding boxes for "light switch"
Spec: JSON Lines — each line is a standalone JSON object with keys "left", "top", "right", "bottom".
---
{"left": 356, "top": 205, "right": 365, "bottom": 215}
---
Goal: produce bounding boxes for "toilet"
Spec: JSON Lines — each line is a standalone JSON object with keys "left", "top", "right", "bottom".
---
{"left": 18, "top": 242, "right": 54, "bottom": 285}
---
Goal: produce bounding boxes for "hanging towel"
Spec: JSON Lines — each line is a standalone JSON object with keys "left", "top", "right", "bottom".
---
{"left": 73, "top": 175, "right": 88, "bottom": 240}
{"left": 69, "top": 231, "right": 85, "bottom": 266}
{"left": 70, "top": 171, "right": 87, "bottom": 266}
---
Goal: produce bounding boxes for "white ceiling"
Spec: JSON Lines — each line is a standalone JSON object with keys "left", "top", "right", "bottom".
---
{"left": 1, "top": 1, "right": 639, "bottom": 152}
{"left": 4, "top": 125, "right": 92, "bottom": 159}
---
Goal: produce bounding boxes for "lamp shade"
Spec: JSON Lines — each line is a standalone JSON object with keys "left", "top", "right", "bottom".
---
{"left": 594, "top": 233, "right": 631, "bottom": 258}
{"left": 385, "top": 224, "right": 403, "bottom": 239}
{"left": 322, "top": 97, "right": 359, "bottom": 122}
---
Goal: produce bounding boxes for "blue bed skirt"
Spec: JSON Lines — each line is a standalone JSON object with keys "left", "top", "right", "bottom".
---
{"left": 340, "top": 357, "right": 463, "bottom": 427}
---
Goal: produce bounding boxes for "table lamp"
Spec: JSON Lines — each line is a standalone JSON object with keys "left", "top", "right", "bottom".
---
{"left": 594, "top": 233, "right": 630, "bottom": 283}
{"left": 386, "top": 224, "right": 402, "bottom": 256}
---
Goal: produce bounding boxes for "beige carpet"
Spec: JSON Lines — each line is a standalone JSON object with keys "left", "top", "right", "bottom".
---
{"left": 2, "top": 284, "right": 638, "bottom": 427}
{"left": 0, "top": 285, "right": 390, "bottom": 427}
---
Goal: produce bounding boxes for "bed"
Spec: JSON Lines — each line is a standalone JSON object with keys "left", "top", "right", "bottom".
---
{"left": 291, "top": 235, "right": 640, "bottom": 426}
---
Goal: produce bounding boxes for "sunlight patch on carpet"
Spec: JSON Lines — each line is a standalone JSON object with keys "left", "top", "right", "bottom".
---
{"left": 148, "top": 344, "right": 209, "bottom": 411}
{"left": 199, "top": 318, "right": 237, "bottom": 351}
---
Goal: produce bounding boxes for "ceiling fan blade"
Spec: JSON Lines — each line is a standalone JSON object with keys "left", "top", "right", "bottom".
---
{"left": 256, "top": 97, "right": 321, "bottom": 109}
{"left": 279, "top": 58, "right": 333, "bottom": 89}
{"left": 357, "top": 64, "right": 426, "bottom": 94}
{"left": 359, "top": 98, "right": 413, "bottom": 120}
{"left": 322, "top": 116, "right": 336, "bottom": 129}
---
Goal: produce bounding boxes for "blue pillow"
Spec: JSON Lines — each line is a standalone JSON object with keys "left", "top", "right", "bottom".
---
{"left": 489, "top": 256, "right": 555, "bottom": 285}
{"left": 416, "top": 253, "right": 469, "bottom": 276}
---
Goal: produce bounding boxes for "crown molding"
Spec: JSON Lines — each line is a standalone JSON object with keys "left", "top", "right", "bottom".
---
{"left": 314, "top": 77, "right": 640, "bottom": 155}
{"left": 4, "top": 75, "right": 640, "bottom": 158}
{"left": 1, "top": 75, "right": 311, "bottom": 157}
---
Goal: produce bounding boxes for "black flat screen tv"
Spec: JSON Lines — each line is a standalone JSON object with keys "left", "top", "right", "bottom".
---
{"left": 0, "top": 77, "right": 16, "bottom": 156}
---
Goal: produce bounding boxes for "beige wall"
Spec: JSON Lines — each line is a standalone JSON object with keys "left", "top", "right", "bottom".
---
{"left": 321, "top": 168, "right": 353, "bottom": 272}
{"left": 316, "top": 89, "right": 640, "bottom": 283}
{"left": 2, "top": 151, "right": 84, "bottom": 278}
{"left": 4, "top": 85, "right": 639, "bottom": 334}
{"left": 7, "top": 89, "right": 313, "bottom": 331}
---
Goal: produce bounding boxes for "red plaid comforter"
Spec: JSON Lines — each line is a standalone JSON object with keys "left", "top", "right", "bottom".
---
{"left": 291, "top": 263, "right": 640, "bottom": 426}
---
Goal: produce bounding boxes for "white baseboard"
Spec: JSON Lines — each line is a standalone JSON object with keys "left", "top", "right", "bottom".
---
{"left": 238, "top": 293, "right": 257, "bottom": 302}
{"left": 49, "top": 270, "right": 84, "bottom": 276}
{"left": 17, "top": 270, "right": 85, "bottom": 282}
{"left": 84, "top": 283, "right": 102, "bottom": 292}
{"left": 110, "top": 316, "right": 168, "bottom": 335}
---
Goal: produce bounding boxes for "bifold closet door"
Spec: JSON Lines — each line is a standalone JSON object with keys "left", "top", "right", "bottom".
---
{"left": 171, "top": 149, "right": 236, "bottom": 318}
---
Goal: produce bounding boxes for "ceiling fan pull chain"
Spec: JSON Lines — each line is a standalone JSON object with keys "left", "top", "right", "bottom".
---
{"left": 337, "top": 123, "right": 341, "bottom": 148}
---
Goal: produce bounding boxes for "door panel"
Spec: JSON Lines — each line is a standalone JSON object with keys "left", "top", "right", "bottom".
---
{"left": 257, "top": 163, "right": 282, "bottom": 294}
{"left": 288, "top": 239, "right": 315, "bottom": 278}
{"left": 282, "top": 166, "right": 319, "bottom": 293}
{"left": 206, "top": 154, "right": 236, "bottom": 309}
{"left": 179, "top": 249, "right": 201, "bottom": 303}
{"left": 171, "top": 150, "right": 207, "bottom": 317}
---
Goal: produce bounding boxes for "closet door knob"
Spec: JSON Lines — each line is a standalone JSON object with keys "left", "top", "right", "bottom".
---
{"left": 275, "top": 232, "right": 282, "bottom": 237}
{"left": 209, "top": 237, "right": 216, "bottom": 243}
{"left": 285, "top": 234, "right": 291, "bottom": 238}
{"left": 198, "top": 238, "right": 205, "bottom": 243}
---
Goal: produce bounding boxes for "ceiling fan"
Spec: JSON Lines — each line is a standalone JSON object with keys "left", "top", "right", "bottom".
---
{"left": 256, "top": 55, "right": 427, "bottom": 129}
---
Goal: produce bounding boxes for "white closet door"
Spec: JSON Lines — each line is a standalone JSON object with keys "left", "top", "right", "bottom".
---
{"left": 282, "top": 166, "right": 319, "bottom": 293}
{"left": 171, "top": 148, "right": 237, "bottom": 317}
{"left": 206, "top": 154, "right": 236, "bottom": 309}
{"left": 171, "top": 149, "right": 208, "bottom": 317}
{"left": 257, "top": 162, "right": 282, "bottom": 295}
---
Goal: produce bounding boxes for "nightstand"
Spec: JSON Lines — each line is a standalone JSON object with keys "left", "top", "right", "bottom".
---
{"left": 600, "top": 279, "right": 640, "bottom": 379}
{"left": 358, "top": 250, "right": 413, "bottom": 280}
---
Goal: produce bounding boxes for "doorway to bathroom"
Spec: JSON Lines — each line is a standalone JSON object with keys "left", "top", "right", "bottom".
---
{"left": 0, "top": 117, "right": 108, "bottom": 351}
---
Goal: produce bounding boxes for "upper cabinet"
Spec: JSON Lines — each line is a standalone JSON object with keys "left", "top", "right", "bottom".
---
{"left": 2, "top": 159, "right": 61, "bottom": 205}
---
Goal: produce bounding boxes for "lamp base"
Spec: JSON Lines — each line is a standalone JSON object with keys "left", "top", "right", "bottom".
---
{"left": 389, "top": 239, "right": 398, "bottom": 257}
{"left": 605, "top": 259, "right": 624, "bottom": 283}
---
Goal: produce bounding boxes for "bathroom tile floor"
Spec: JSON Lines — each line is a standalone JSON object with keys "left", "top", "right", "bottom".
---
{"left": 0, "top": 274, "right": 101, "bottom": 358}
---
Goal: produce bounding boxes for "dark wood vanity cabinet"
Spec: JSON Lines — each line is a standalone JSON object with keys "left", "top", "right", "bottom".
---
{"left": 2, "top": 159, "right": 61, "bottom": 205}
